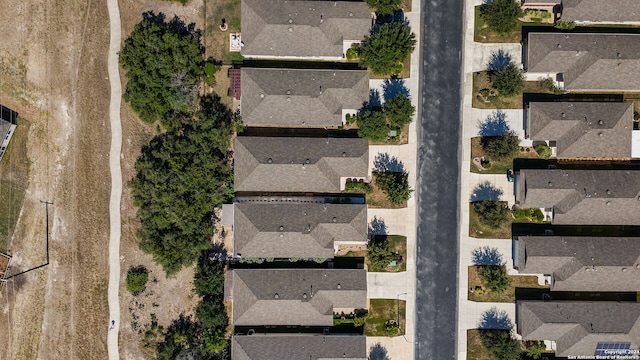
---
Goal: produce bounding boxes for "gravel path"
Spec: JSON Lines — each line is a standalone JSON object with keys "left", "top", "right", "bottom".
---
{"left": 106, "top": 0, "right": 123, "bottom": 357}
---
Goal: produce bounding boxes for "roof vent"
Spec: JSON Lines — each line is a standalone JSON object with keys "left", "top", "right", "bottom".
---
{"left": 598, "top": 132, "right": 603, "bottom": 137}
{"left": 303, "top": 211, "right": 308, "bottom": 216}
{"left": 267, "top": 158, "right": 273, "bottom": 163}
{"left": 349, "top": 12, "right": 353, "bottom": 16}
{"left": 342, "top": 152, "right": 347, "bottom": 157}
{"left": 337, "top": 283, "right": 341, "bottom": 289}
{"left": 606, "top": 189, "right": 611, "bottom": 195}
{"left": 598, "top": 120, "right": 603, "bottom": 125}
{"left": 287, "top": 97, "right": 291, "bottom": 101}
{"left": 305, "top": 159, "right": 310, "bottom": 164}
{"left": 606, "top": 201, "right": 611, "bottom": 206}
{"left": 332, "top": 217, "right": 337, "bottom": 222}
{"left": 548, "top": 181, "right": 553, "bottom": 187}
{"left": 279, "top": 225, "right": 285, "bottom": 231}
{"left": 307, "top": 224, "right": 311, "bottom": 232}
{"left": 622, "top": 268, "right": 627, "bottom": 272}
{"left": 288, "top": 18, "right": 293, "bottom": 23}
{"left": 557, "top": 43, "right": 561, "bottom": 48}
{"left": 302, "top": 293, "right": 308, "bottom": 299}
{"left": 618, "top": 52, "right": 622, "bottom": 58}
{"left": 260, "top": 93, "right": 265, "bottom": 98}
{"left": 287, "top": 90, "right": 291, "bottom": 95}
{"left": 274, "top": 293, "right": 280, "bottom": 299}
{"left": 288, "top": 27, "right": 293, "bottom": 32}
{"left": 561, "top": 112, "right": 566, "bottom": 118}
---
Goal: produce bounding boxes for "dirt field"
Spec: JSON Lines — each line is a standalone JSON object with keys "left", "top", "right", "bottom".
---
{"left": 0, "top": 0, "right": 211, "bottom": 359}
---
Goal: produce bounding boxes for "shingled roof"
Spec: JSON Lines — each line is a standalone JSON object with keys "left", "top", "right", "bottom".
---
{"left": 517, "top": 301, "right": 640, "bottom": 357}
{"left": 515, "top": 169, "right": 640, "bottom": 225}
{"left": 233, "top": 202, "right": 368, "bottom": 259}
{"left": 230, "top": 269, "right": 367, "bottom": 326}
{"left": 561, "top": 0, "right": 640, "bottom": 24}
{"left": 526, "top": 33, "right": 640, "bottom": 91}
{"left": 241, "top": 68, "right": 369, "bottom": 127}
{"left": 234, "top": 136, "right": 369, "bottom": 193}
{"left": 528, "top": 102, "right": 633, "bottom": 158}
{"left": 231, "top": 335, "right": 367, "bottom": 360}
{"left": 241, "top": 0, "right": 372, "bottom": 59}
{"left": 516, "top": 236, "right": 640, "bottom": 291}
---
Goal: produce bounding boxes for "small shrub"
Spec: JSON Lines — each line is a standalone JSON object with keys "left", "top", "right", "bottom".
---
{"left": 375, "top": 170, "right": 413, "bottom": 205}
{"left": 532, "top": 208, "right": 544, "bottom": 222}
{"left": 126, "top": 266, "right": 149, "bottom": 295}
{"left": 634, "top": 111, "right": 640, "bottom": 121}
{"left": 345, "top": 181, "right": 373, "bottom": 194}
{"left": 204, "top": 60, "right": 218, "bottom": 86}
{"left": 534, "top": 143, "right": 551, "bottom": 159}
{"left": 488, "top": 62, "right": 524, "bottom": 97}
{"left": 346, "top": 44, "right": 360, "bottom": 60}
{"left": 524, "top": 340, "right": 547, "bottom": 360}
{"left": 473, "top": 200, "right": 510, "bottom": 229}
{"left": 353, "top": 313, "right": 368, "bottom": 327}
{"left": 481, "top": 131, "right": 520, "bottom": 160}
{"left": 555, "top": 20, "right": 577, "bottom": 30}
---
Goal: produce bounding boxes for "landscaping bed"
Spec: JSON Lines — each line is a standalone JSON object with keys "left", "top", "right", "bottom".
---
{"left": 467, "top": 266, "right": 548, "bottom": 302}
{"left": 364, "top": 299, "right": 406, "bottom": 336}
{"left": 472, "top": 71, "right": 557, "bottom": 109}
{"left": 470, "top": 137, "right": 540, "bottom": 174}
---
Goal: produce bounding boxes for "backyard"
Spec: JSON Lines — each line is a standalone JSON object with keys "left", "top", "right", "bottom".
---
{"left": 470, "top": 137, "right": 541, "bottom": 174}
{"left": 468, "top": 266, "right": 548, "bottom": 303}
{"left": 204, "top": 0, "right": 243, "bottom": 64}
{"left": 364, "top": 299, "right": 406, "bottom": 336}
{"left": 472, "top": 71, "right": 557, "bottom": 109}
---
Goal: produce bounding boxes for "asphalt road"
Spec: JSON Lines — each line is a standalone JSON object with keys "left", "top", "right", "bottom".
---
{"left": 414, "top": 0, "right": 464, "bottom": 358}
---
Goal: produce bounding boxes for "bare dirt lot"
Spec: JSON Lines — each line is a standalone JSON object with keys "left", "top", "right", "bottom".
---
{"left": 0, "top": 0, "right": 215, "bottom": 359}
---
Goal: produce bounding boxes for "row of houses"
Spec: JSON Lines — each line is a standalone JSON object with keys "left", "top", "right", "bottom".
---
{"left": 224, "top": 1, "right": 379, "bottom": 358}
{"left": 508, "top": 26, "right": 640, "bottom": 358}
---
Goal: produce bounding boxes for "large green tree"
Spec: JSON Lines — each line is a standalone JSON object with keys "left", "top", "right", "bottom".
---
{"left": 359, "top": 22, "right": 416, "bottom": 76}
{"left": 130, "top": 95, "right": 234, "bottom": 274}
{"left": 384, "top": 93, "right": 415, "bottom": 128}
{"left": 480, "top": 330, "right": 521, "bottom": 360}
{"left": 375, "top": 170, "right": 413, "bottom": 205}
{"left": 481, "top": 131, "right": 520, "bottom": 160}
{"left": 472, "top": 200, "right": 510, "bottom": 229}
{"left": 368, "top": 235, "right": 396, "bottom": 271}
{"left": 357, "top": 110, "right": 389, "bottom": 141}
{"left": 119, "top": 12, "right": 204, "bottom": 129}
{"left": 478, "top": 265, "right": 511, "bottom": 293}
{"left": 480, "top": 0, "right": 523, "bottom": 34}
{"left": 365, "top": 0, "right": 403, "bottom": 15}
{"left": 488, "top": 62, "right": 525, "bottom": 97}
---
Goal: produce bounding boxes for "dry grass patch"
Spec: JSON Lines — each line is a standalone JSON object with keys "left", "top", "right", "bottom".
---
{"left": 473, "top": 6, "right": 553, "bottom": 43}
{"left": 204, "top": 0, "right": 243, "bottom": 64}
{"left": 468, "top": 203, "right": 512, "bottom": 239}
{"left": 366, "top": 174, "right": 407, "bottom": 209}
{"left": 364, "top": 299, "right": 406, "bottom": 336}
{"left": 472, "top": 71, "right": 557, "bottom": 109}
{"left": 470, "top": 137, "right": 540, "bottom": 174}
{"left": 467, "top": 266, "right": 548, "bottom": 302}
{"left": 467, "top": 329, "right": 495, "bottom": 360}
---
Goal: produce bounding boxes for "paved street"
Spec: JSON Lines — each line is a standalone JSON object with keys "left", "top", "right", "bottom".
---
{"left": 414, "top": 0, "right": 465, "bottom": 358}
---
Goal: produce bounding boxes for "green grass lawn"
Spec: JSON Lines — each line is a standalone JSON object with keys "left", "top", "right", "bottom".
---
{"left": 204, "top": 0, "right": 242, "bottom": 64}
{"left": 469, "top": 203, "right": 512, "bottom": 239}
{"left": 468, "top": 266, "right": 548, "bottom": 302}
{"left": 470, "top": 137, "right": 541, "bottom": 174}
{"left": 0, "top": 119, "right": 30, "bottom": 252}
{"left": 367, "top": 235, "right": 407, "bottom": 272}
{"left": 472, "top": 71, "right": 557, "bottom": 109}
{"left": 366, "top": 173, "right": 407, "bottom": 209}
{"left": 473, "top": 6, "right": 553, "bottom": 43}
{"left": 364, "top": 299, "right": 406, "bottom": 336}
{"left": 467, "top": 329, "right": 494, "bottom": 360}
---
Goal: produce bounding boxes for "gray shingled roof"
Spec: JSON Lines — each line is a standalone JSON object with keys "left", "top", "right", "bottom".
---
{"left": 0, "top": 105, "right": 17, "bottom": 140}
{"left": 230, "top": 269, "right": 367, "bottom": 326}
{"left": 234, "top": 136, "right": 369, "bottom": 193}
{"left": 518, "top": 301, "right": 640, "bottom": 357}
{"left": 231, "top": 335, "right": 367, "bottom": 360}
{"left": 526, "top": 33, "right": 640, "bottom": 91}
{"left": 233, "top": 202, "right": 368, "bottom": 259}
{"left": 516, "top": 236, "right": 640, "bottom": 291}
{"left": 528, "top": 102, "right": 633, "bottom": 158}
{"left": 241, "top": 0, "right": 372, "bottom": 58}
{"left": 241, "top": 68, "right": 369, "bottom": 128}
{"left": 562, "top": 0, "right": 640, "bottom": 23}
{"left": 515, "top": 169, "right": 640, "bottom": 225}
{"left": 523, "top": 0, "right": 561, "bottom": 4}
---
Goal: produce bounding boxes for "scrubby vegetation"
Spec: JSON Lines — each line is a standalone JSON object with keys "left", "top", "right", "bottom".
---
{"left": 478, "top": 265, "right": 511, "bottom": 294}
{"left": 375, "top": 170, "right": 413, "bottom": 205}
{"left": 480, "top": 0, "right": 523, "bottom": 34}
{"left": 481, "top": 131, "right": 520, "bottom": 160}
{"left": 472, "top": 200, "right": 510, "bottom": 229}
{"left": 126, "top": 266, "right": 149, "bottom": 295}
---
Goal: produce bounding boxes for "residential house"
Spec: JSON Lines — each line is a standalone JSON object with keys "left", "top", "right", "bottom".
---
{"left": 524, "top": 33, "right": 640, "bottom": 91}
{"left": 517, "top": 301, "right": 640, "bottom": 358}
{"left": 521, "top": 0, "right": 561, "bottom": 20}
{"left": 231, "top": 335, "right": 367, "bottom": 360}
{"left": 514, "top": 236, "right": 640, "bottom": 291}
{"left": 0, "top": 105, "right": 18, "bottom": 162}
{"left": 561, "top": 0, "right": 640, "bottom": 25}
{"left": 241, "top": 67, "right": 369, "bottom": 128}
{"left": 227, "top": 268, "right": 367, "bottom": 326}
{"left": 234, "top": 136, "right": 369, "bottom": 193}
{"left": 514, "top": 169, "right": 640, "bottom": 225}
{"left": 241, "top": 0, "right": 373, "bottom": 60}
{"left": 231, "top": 202, "right": 368, "bottom": 259}
{"left": 526, "top": 101, "right": 634, "bottom": 158}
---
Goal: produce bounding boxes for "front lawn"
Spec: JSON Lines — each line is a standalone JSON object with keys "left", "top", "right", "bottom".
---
{"left": 364, "top": 299, "right": 406, "bottom": 336}
{"left": 470, "top": 137, "right": 541, "bottom": 174}
{"left": 366, "top": 173, "right": 408, "bottom": 209}
{"left": 468, "top": 266, "right": 548, "bottom": 302}
{"left": 367, "top": 235, "right": 407, "bottom": 272}
{"left": 473, "top": 6, "right": 553, "bottom": 43}
{"left": 472, "top": 71, "right": 557, "bottom": 109}
{"left": 469, "top": 202, "right": 512, "bottom": 239}
{"left": 467, "top": 329, "right": 495, "bottom": 360}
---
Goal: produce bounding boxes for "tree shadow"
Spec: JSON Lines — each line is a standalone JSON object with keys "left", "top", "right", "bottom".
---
{"left": 382, "top": 77, "right": 410, "bottom": 102}
{"left": 369, "top": 343, "right": 391, "bottom": 360}
{"left": 373, "top": 153, "right": 405, "bottom": 173}
{"left": 366, "top": 88, "right": 382, "bottom": 109}
{"left": 486, "top": 49, "right": 512, "bottom": 72}
{"left": 470, "top": 181, "right": 504, "bottom": 202}
{"left": 369, "top": 216, "right": 388, "bottom": 236}
{"left": 143, "top": 11, "right": 201, "bottom": 42}
{"left": 478, "top": 110, "right": 510, "bottom": 137}
{"left": 471, "top": 246, "right": 504, "bottom": 266}
{"left": 478, "top": 307, "right": 513, "bottom": 331}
